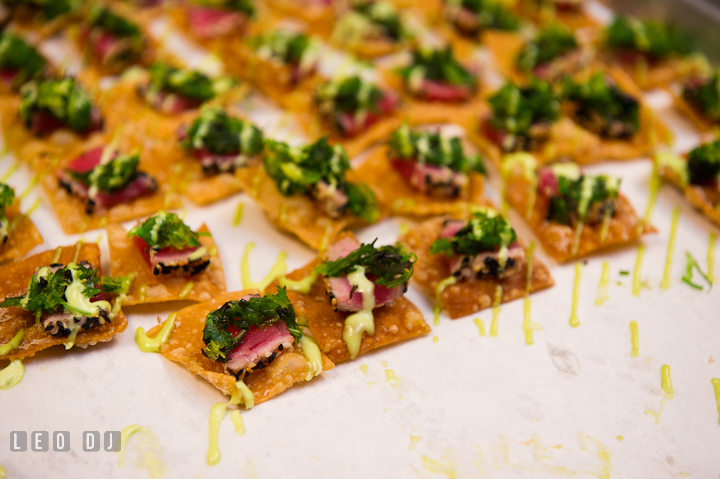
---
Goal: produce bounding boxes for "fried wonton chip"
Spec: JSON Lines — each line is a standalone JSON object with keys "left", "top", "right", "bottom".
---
{"left": 0, "top": 200, "right": 43, "bottom": 264}
{"left": 264, "top": 0, "right": 334, "bottom": 33}
{"left": 400, "top": 216, "right": 554, "bottom": 319}
{"left": 152, "top": 290, "right": 334, "bottom": 400}
{"left": 513, "top": 0, "right": 598, "bottom": 30}
{"left": 4, "top": 5, "right": 79, "bottom": 39}
{"left": 656, "top": 153, "right": 720, "bottom": 228}
{"left": 347, "top": 144, "right": 485, "bottom": 218}
{"left": 503, "top": 162, "right": 655, "bottom": 262}
{"left": 270, "top": 258, "right": 431, "bottom": 363}
{"left": 600, "top": 52, "right": 704, "bottom": 91}
{"left": 106, "top": 223, "right": 226, "bottom": 306}
{"left": 235, "top": 164, "right": 365, "bottom": 250}
{"left": 669, "top": 85, "right": 717, "bottom": 133}
{"left": 0, "top": 243, "right": 128, "bottom": 361}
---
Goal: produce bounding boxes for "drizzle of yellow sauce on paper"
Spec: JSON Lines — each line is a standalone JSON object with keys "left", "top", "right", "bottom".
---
{"left": 433, "top": 336, "right": 439, "bottom": 343}
{"left": 385, "top": 369, "right": 402, "bottom": 389}
{"left": 0, "top": 360, "right": 24, "bottom": 390}
{"left": 661, "top": 208, "right": 681, "bottom": 290}
{"left": 521, "top": 298, "right": 537, "bottom": 345}
{"left": 474, "top": 318, "right": 486, "bottom": 337}
{"left": 0, "top": 161, "right": 20, "bottom": 182}
{"left": 643, "top": 167, "right": 662, "bottom": 231}
{"left": 408, "top": 435, "right": 421, "bottom": 451}
{"left": 646, "top": 365, "right": 674, "bottom": 423}
{"left": 708, "top": 232, "right": 717, "bottom": 285}
{"left": 118, "top": 425, "right": 166, "bottom": 479}
{"left": 711, "top": 378, "right": 720, "bottom": 425}
{"left": 241, "top": 243, "right": 287, "bottom": 293}
{"left": 595, "top": 261, "right": 610, "bottom": 306}
{"left": 135, "top": 313, "right": 177, "bottom": 353}
{"left": 360, "top": 364, "right": 368, "bottom": 377}
{"left": 433, "top": 276, "right": 457, "bottom": 326}
{"left": 233, "top": 201, "right": 244, "bottom": 226}
{"left": 0, "top": 329, "right": 24, "bottom": 355}
{"left": 629, "top": 321, "right": 639, "bottom": 358}
{"left": 207, "top": 380, "right": 254, "bottom": 466}
{"left": 632, "top": 245, "right": 645, "bottom": 297}
{"left": 569, "top": 262, "right": 582, "bottom": 328}
{"left": 490, "top": 285, "right": 502, "bottom": 337}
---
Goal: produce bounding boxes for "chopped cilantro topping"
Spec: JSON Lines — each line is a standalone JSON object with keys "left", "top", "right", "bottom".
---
{"left": 264, "top": 137, "right": 379, "bottom": 222}
{"left": 250, "top": 30, "right": 318, "bottom": 66}
{"left": 682, "top": 71, "right": 720, "bottom": 122}
{"left": 3, "top": 0, "right": 80, "bottom": 20}
{"left": 128, "top": 211, "right": 201, "bottom": 251}
{"left": 387, "top": 123, "right": 485, "bottom": 175}
{"left": 87, "top": 4, "right": 142, "bottom": 38}
{"left": 546, "top": 173, "right": 620, "bottom": 225}
{"left": 315, "top": 75, "right": 385, "bottom": 117}
{"left": 67, "top": 151, "right": 140, "bottom": 193}
{"left": 0, "top": 183, "right": 14, "bottom": 236}
{"left": 686, "top": 140, "right": 720, "bottom": 185}
{"left": 202, "top": 287, "right": 301, "bottom": 362}
{"left": 350, "top": 0, "right": 408, "bottom": 41}
{"left": 681, "top": 251, "right": 712, "bottom": 290}
{"left": 430, "top": 210, "right": 517, "bottom": 256}
{"left": 0, "top": 262, "right": 101, "bottom": 321}
{"left": 445, "top": 0, "right": 520, "bottom": 34}
{"left": 397, "top": 45, "right": 477, "bottom": 91}
{"left": 562, "top": 73, "right": 639, "bottom": 138}
{"left": 146, "top": 62, "right": 231, "bottom": 102}
{"left": 0, "top": 32, "right": 47, "bottom": 88}
{"left": 487, "top": 78, "right": 560, "bottom": 141}
{"left": 97, "top": 274, "right": 134, "bottom": 295}
{"left": 193, "top": 0, "right": 255, "bottom": 16}
{"left": 19, "top": 78, "right": 96, "bottom": 133}
{"left": 517, "top": 23, "right": 578, "bottom": 71}
{"left": 315, "top": 239, "right": 415, "bottom": 288}
{"left": 180, "top": 107, "right": 264, "bottom": 156}
{"left": 604, "top": 16, "right": 695, "bottom": 59}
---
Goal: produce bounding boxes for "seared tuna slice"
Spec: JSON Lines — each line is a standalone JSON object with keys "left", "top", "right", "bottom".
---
{"left": 532, "top": 49, "right": 592, "bottom": 82}
{"left": 28, "top": 107, "right": 103, "bottom": 138}
{"left": 41, "top": 287, "right": 112, "bottom": 337}
{"left": 223, "top": 295, "right": 295, "bottom": 379}
{"left": 481, "top": 116, "right": 551, "bottom": 152}
{"left": 390, "top": 158, "right": 468, "bottom": 198}
{"left": 133, "top": 236, "right": 211, "bottom": 276}
{"left": 335, "top": 90, "right": 399, "bottom": 138}
{"left": 186, "top": 6, "right": 247, "bottom": 39}
{"left": 412, "top": 79, "right": 474, "bottom": 102}
{"left": 440, "top": 220, "right": 525, "bottom": 280}
{"left": 322, "top": 236, "right": 407, "bottom": 312}
{"left": 311, "top": 180, "right": 349, "bottom": 218}
{"left": 144, "top": 90, "right": 203, "bottom": 114}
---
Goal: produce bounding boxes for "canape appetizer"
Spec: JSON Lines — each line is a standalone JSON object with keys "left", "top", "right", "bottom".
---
{"left": 171, "top": 0, "right": 257, "bottom": 43}
{"left": 276, "top": 234, "right": 430, "bottom": 362}
{"left": 440, "top": 0, "right": 521, "bottom": 51}
{"left": 45, "top": 144, "right": 180, "bottom": 234}
{"left": 78, "top": 4, "right": 155, "bottom": 75}
{"left": 656, "top": 140, "right": 720, "bottom": 227}
{"left": 502, "top": 154, "right": 654, "bottom": 262}
{"left": 330, "top": 0, "right": 415, "bottom": 58}
{"left": 107, "top": 211, "right": 226, "bottom": 305}
{"left": 513, "top": 0, "right": 596, "bottom": 30}
{"left": 673, "top": 69, "right": 720, "bottom": 132}
{"left": 0, "top": 31, "right": 49, "bottom": 92}
{"left": 348, "top": 123, "right": 486, "bottom": 216}
{"left": 383, "top": 45, "right": 482, "bottom": 125}
{"left": 400, "top": 206, "right": 553, "bottom": 318}
{"left": 152, "top": 288, "right": 333, "bottom": 400}
{"left": 236, "top": 137, "right": 378, "bottom": 250}
{"left": 0, "top": 183, "right": 43, "bottom": 264}
{"left": 264, "top": 0, "right": 334, "bottom": 30}
{"left": 1, "top": 0, "right": 81, "bottom": 37}
{"left": 600, "top": 16, "right": 701, "bottom": 90}
{"left": 307, "top": 75, "right": 402, "bottom": 157}
{"left": 0, "top": 243, "right": 128, "bottom": 360}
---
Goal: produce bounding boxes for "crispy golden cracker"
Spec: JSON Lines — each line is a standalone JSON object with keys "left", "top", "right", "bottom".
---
{"left": 264, "top": 0, "right": 334, "bottom": 33}
{"left": 272, "top": 259, "right": 431, "bottom": 364}
{"left": 513, "top": 0, "right": 598, "bottom": 30}
{"left": 0, "top": 243, "right": 128, "bottom": 361}
{"left": 670, "top": 87, "right": 716, "bottom": 133}
{"left": 0, "top": 200, "right": 43, "bottom": 264}
{"left": 235, "top": 164, "right": 364, "bottom": 250}
{"left": 152, "top": 290, "right": 334, "bottom": 400}
{"left": 483, "top": 30, "right": 529, "bottom": 83}
{"left": 347, "top": 144, "right": 485, "bottom": 218}
{"left": 657, "top": 158, "right": 720, "bottom": 228}
{"left": 400, "top": 216, "right": 554, "bottom": 319}
{"left": 600, "top": 53, "right": 702, "bottom": 91}
{"left": 504, "top": 169, "right": 655, "bottom": 262}
{"left": 106, "top": 223, "right": 226, "bottom": 306}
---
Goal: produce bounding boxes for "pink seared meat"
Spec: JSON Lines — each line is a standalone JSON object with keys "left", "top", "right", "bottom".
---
{"left": 336, "top": 90, "right": 399, "bottom": 138}
{"left": 414, "top": 79, "right": 474, "bottom": 102}
{"left": 176, "top": 127, "right": 250, "bottom": 175}
{"left": 57, "top": 147, "right": 157, "bottom": 214}
{"left": 186, "top": 5, "right": 247, "bottom": 39}
{"left": 0, "top": 70, "right": 18, "bottom": 89}
{"left": 311, "top": 180, "right": 349, "bottom": 218}
{"left": 390, "top": 157, "right": 468, "bottom": 198}
{"left": 133, "top": 236, "right": 211, "bottom": 276}
{"left": 537, "top": 166, "right": 559, "bottom": 197}
{"left": 26, "top": 106, "right": 103, "bottom": 137}
{"left": 147, "top": 91, "right": 203, "bottom": 114}
{"left": 224, "top": 295, "right": 295, "bottom": 378}
{"left": 323, "top": 236, "right": 408, "bottom": 312}
{"left": 532, "top": 48, "right": 590, "bottom": 82}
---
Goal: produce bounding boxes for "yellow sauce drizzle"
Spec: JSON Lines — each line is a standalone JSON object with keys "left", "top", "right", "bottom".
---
{"left": 646, "top": 365, "right": 674, "bottom": 423}
{"left": 18, "top": 175, "right": 40, "bottom": 199}
{"left": 421, "top": 454, "right": 457, "bottom": 479}
{"left": 71, "top": 241, "right": 83, "bottom": 263}
{"left": 319, "top": 225, "right": 333, "bottom": 254}
{"left": 711, "top": 378, "right": 720, "bottom": 425}
{"left": 251, "top": 170, "right": 262, "bottom": 198}
{"left": 569, "top": 262, "right": 582, "bottom": 328}
{"left": 408, "top": 435, "right": 421, "bottom": 451}
{"left": 138, "top": 284, "right": 148, "bottom": 302}
{"left": 24, "top": 197, "right": 41, "bottom": 217}
{"left": 642, "top": 169, "right": 662, "bottom": 233}
{"left": 0, "top": 360, "right": 24, "bottom": 390}
{"left": 661, "top": 207, "right": 681, "bottom": 290}
{"left": 522, "top": 298, "right": 535, "bottom": 345}
{"left": 135, "top": 313, "right": 177, "bottom": 353}
{"left": 632, "top": 245, "right": 645, "bottom": 297}
{"left": 299, "top": 334, "right": 323, "bottom": 381}
{"left": 207, "top": 380, "right": 253, "bottom": 465}
{"left": 616, "top": 435, "right": 624, "bottom": 441}
{"left": 51, "top": 246, "right": 63, "bottom": 263}
{"left": 178, "top": 281, "right": 195, "bottom": 299}
{"left": 385, "top": 369, "right": 402, "bottom": 389}
{"left": 629, "top": 321, "right": 639, "bottom": 358}
{"left": 360, "top": 364, "right": 368, "bottom": 377}
{"left": 433, "top": 336, "right": 439, "bottom": 343}
{"left": 278, "top": 271, "right": 318, "bottom": 294}
{"left": 398, "top": 221, "right": 409, "bottom": 237}
{"left": 233, "top": 202, "right": 244, "bottom": 226}
{"left": 0, "top": 329, "right": 24, "bottom": 355}
{"left": 95, "top": 233, "right": 103, "bottom": 244}
{"left": 474, "top": 318, "right": 486, "bottom": 336}
{"left": 708, "top": 232, "right": 717, "bottom": 285}
{"left": 0, "top": 161, "right": 20, "bottom": 182}
{"left": 241, "top": 244, "right": 287, "bottom": 293}
{"left": 433, "top": 276, "right": 457, "bottom": 326}
{"left": 342, "top": 266, "right": 376, "bottom": 359}
{"left": 118, "top": 425, "right": 166, "bottom": 479}
{"left": 595, "top": 261, "right": 610, "bottom": 306}
{"left": 279, "top": 203, "right": 288, "bottom": 225}
{"left": 489, "top": 285, "right": 502, "bottom": 337}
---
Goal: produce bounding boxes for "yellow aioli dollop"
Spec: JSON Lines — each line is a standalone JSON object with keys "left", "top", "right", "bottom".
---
{"left": 207, "top": 380, "right": 254, "bottom": 466}
{"left": 661, "top": 207, "right": 681, "bottom": 290}
{"left": 0, "top": 329, "right": 24, "bottom": 356}
{"left": 299, "top": 334, "right": 323, "bottom": 381}
{"left": 433, "top": 276, "right": 457, "bottom": 326}
{"left": 0, "top": 360, "right": 24, "bottom": 390}
{"left": 241, "top": 243, "right": 287, "bottom": 293}
{"left": 342, "top": 266, "right": 376, "bottom": 359}
{"left": 661, "top": 364, "right": 674, "bottom": 397}
{"left": 66, "top": 264, "right": 112, "bottom": 318}
{"left": 279, "top": 271, "right": 318, "bottom": 294}
{"left": 233, "top": 201, "right": 244, "bottom": 226}
{"left": 118, "top": 425, "right": 166, "bottom": 479}
{"left": 136, "top": 313, "right": 177, "bottom": 353}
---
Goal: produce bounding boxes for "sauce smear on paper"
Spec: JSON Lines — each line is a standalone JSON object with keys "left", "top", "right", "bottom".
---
{"left": 570, "top": 262, "right": 582, "bottom": 327}
{"left": 629, "top": 321, "right": 639, "bottom": 358}
{"left": 661, "top": 208, "right": 681, "bottom": 290}
{"left": 595, "top": 261, "right": 610, "bottom": 306}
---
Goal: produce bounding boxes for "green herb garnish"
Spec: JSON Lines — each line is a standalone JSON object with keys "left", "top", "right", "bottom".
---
{"left": 250, "top": 30, "right": 317, "bottom": 66}
{"left": 445, "top": 0, "right": 520, "bottom": 35}
{"left": 181, "top": 107, "right": 264, "bottom": 156}
{"left": 682, "top": 71, "right": 720, "bottom": 122}
{"left": 19, "top": 78, "right": 96, "bottom": 133}
{"left": 67, "top": 151, "right": 140, "bottom": 193}
{"left": 387, "top": 122, "right": 486, "bottom": 175}
{"left": 316, "top": 239, "right": 415, "bottom": 288}
{"left": 517, "top": 23, "right": 578, "bottom": 71}
{"left": 315, "top": 75, "right": 385, "bottom": 118}
{"left": 0, "top": 183, "right": 14, "bottom": 237}
{"left": 546, "top": 174, "right": 620, "bottom": 225}
{"left": 686, "top": 140, "right": 720, "bottom": 185}
{"left": 202, "top": 287, "right": 301, "bottom": 362}
{"left": 0, "top": 32, "right": 47, "bottom": 89}
{"left": 264, "top": 137, "right": 379, "bottom": 222}
{"left": 3, "top": 0, "right": 80, "bottom": 20}
{"left": 681, "top": 251, "right": 712, "bottom": 290}
{"left": 146, "top": 62, "right": 229, "bottom": 102}
{"left": 350, "top": 0, "right": 408, "bottom": 41}
{"left": 128, "top": 211, "right": 201, "bottom": 251}
{"left": 97, "top": 274, "right": 135, "bottom": 295}
{"left": 193, "top": 0, "right": 255, "bottom": 16}
{"left": 430, "top": 210, "right": 516, "bottom": 256}
{"left": 487, "top": 78, "right": 560, "bottom": 141}
{"left": 604, "top": 16, "right": 695, "bottom": 60}
{"left": 397, "top": 45, "right": 477, "bottom": 91}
